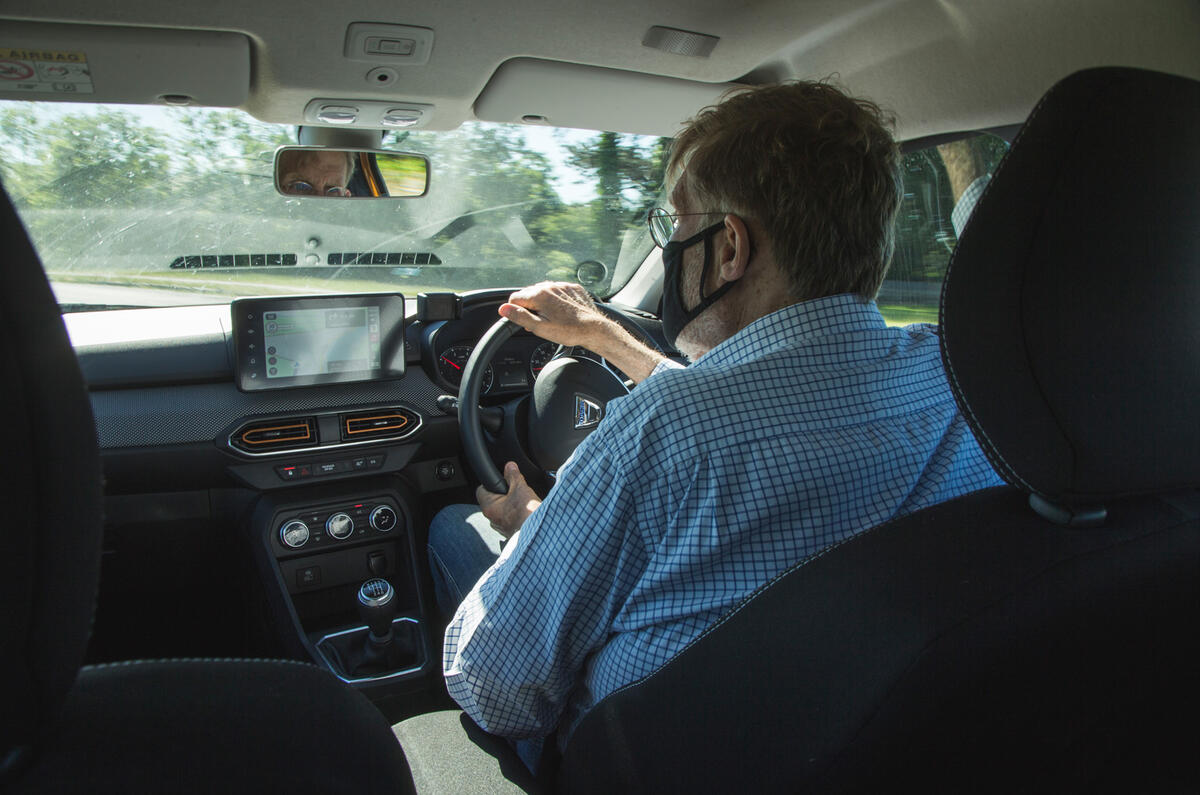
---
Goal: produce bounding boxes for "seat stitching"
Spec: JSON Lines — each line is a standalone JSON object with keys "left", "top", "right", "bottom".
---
{"left": 940, "top": 69, "right": 1123, "bottom": 497}
{"left": 82, "top": 657, "right": 321, "bottom": 671}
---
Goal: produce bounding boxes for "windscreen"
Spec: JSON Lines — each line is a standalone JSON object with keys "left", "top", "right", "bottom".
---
{"left": 0, "top": 102, "right": 670, "bottom": 311}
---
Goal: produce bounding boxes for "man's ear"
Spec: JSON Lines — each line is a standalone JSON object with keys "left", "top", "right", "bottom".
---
{"left": 715, "top": 214, "right": 752, "bottom": 285}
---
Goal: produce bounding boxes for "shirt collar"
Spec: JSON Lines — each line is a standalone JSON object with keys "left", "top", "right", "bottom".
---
{"left": 690, "top": 293, "right": 887, "bottom": 370}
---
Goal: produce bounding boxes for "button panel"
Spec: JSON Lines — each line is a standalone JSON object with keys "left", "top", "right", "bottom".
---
{"left": 343, "top": 23, "right": 433, "bottom": 65}
{"left": 274, "top": 499, "right": 402, "bottom": 553}
{"left": 366, "top": 36, "right": 415, "bottom": 56}
{"left": 276, "top": 453, "right": 384, "bottom": 482}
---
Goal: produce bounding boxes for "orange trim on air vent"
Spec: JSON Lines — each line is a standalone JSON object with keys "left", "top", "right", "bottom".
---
{"left": 344, "top": 413, "right": 410, "bottom": 435}
{"left": 240, "top": 421, "right": 313, "bottom": 446}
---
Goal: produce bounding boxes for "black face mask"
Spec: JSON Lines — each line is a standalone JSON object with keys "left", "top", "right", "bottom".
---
{"left": 661, "top": 220, "right": 737, "bottom": 348}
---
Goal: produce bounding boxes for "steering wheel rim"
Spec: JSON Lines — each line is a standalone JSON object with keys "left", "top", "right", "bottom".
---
{"left": 460, "top": 317, "right": 521, "bottom": 494}
{"left": 459, "top": 303, "right": 658, "bottom": 495}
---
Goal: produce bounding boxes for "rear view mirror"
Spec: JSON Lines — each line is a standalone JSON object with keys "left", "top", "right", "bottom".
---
{"left": 274, "top": 147, "right": 429, "bottom": 198}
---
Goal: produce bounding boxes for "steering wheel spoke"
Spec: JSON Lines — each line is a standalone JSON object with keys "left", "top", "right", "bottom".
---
{"left": 459, "top": 316, "right": 630, "bottom": 495}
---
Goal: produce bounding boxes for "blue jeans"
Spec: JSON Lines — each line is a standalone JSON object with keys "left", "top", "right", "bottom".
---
{"left": 427, "top": 503, "right": 504, "bottom": 621}
{"left": 427, "top": 503, "right": 544, "bottom": 773}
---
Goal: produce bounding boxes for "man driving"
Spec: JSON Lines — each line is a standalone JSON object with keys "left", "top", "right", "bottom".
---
{"left": 428, "top": 80, "right": 1003, "bottom": 772}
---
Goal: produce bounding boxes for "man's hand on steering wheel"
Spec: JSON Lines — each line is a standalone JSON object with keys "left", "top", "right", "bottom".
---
{"left": 499, "top": 282, "right": 668, "bottom": 384}
{"left": 477, "top": 461, "right": 542, "bottom": 538}
{"left": 500, "top": 282, "right": 611, "bottom": 349}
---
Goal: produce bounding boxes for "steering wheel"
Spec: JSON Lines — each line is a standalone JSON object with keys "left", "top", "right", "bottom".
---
{"left": 458, "top": 306, "right": 659, "bottom": 494}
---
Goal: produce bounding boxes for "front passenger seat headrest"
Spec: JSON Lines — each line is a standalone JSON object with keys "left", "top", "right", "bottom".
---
{"left": 940, "top": 67, "right": 1200, "bottom": 510}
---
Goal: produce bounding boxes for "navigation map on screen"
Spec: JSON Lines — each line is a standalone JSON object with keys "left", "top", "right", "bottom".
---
{"left": 262, "top": 306, "right": 381, "bottom": 379}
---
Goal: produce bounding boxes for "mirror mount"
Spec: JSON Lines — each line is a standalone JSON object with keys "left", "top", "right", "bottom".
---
{"left": 297, "top": 126, "right": 383, "bottom": 149}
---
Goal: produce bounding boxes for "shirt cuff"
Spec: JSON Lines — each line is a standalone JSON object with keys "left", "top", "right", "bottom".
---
{"left": 951, "top": 174, "right": 991, "bottom": 239}
{"left": 649, "top": 358, "right": 686, "bottom": 378}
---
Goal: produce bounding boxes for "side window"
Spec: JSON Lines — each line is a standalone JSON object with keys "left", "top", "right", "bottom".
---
{"left": 879, "top": 133, "right": 1009, "bottom": 326}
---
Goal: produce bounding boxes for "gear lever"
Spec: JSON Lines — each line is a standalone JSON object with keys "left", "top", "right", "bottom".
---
{"left": 357, "top": 578, "right": 397, "bottom": 645}
{"left": 319, "top": 578, "right": 409, "bottom": 679}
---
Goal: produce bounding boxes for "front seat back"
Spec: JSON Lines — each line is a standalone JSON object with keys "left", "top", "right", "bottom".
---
{"left": 0, "top": 184, "right": 416, "bottom": 792}
{"left": 0, "top": 182, "right": 104, "bottom": 776}
{"left": 558, "top": 67, "right": 1200, "bottom": 793}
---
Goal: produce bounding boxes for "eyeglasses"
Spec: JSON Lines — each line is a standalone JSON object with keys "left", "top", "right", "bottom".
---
{"left": 283, "top": 181, "right": 351, "bottom": 197}
{"left": 646, "top": 207, "right": 726, "bottom": 248}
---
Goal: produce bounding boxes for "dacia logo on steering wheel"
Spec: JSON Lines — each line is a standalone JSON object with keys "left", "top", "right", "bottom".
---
{"left": 574, "top": 395, "right": 603, "bottom": 429}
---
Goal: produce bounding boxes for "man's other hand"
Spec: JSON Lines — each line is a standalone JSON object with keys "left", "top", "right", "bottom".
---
{"left": 499, "top": 282, "right": 612, "bottom": 350}
{"left": 477, "top": 461, "right": 542, "bottom": 538}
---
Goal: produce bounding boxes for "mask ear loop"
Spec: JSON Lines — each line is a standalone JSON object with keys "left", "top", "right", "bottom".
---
{"left": 671, "top": 220, "right": 731, "bottom": 312}
{"left": 699, "top": 221, "right": 754, "bottom": 302}
{"left": 697, "top": 232, "right": 716, "bottom": 302}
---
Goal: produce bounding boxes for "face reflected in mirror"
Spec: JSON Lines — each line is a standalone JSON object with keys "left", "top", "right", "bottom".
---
{"left": 274, "top": 147, "right": 429, "bottom": 199}
{"left": 276, "top": 149, "right": 355, "bottom": 197}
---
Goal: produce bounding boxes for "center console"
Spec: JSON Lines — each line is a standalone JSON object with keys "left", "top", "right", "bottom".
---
{"left": 229, "top": 292, "right": 445, "bottom": 698}
{"left": 249, "top": 475, "right": 433, "bottom": 695}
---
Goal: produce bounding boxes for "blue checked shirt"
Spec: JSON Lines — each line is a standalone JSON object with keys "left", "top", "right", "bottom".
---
{"left": 444, "top": 294, "right": 1002, "bottom": 755}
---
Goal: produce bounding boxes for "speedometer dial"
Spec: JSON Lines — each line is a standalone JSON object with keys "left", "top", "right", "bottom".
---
{"left": 529, "top": 341, "right": 560, "bottom": 380}
{"left": 438, "top": 345, "right": 493, "bottom": 393}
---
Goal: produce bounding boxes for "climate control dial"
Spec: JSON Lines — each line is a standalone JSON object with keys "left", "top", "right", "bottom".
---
{"left": 326, "top": 512, "right": 355, "bottom": 539}
{"left": 280, "top": 520, "right": 310, "bottom": 549}
{"left": 370, "top": 505, "right": 398, "bottom": 532}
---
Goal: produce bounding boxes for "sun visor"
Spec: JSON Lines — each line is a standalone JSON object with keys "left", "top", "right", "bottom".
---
{"left": 0, "top": 22, "right": 249, "bottom": 107}
{"left": 473, "top": 58, "right": 738, "bottom": 137}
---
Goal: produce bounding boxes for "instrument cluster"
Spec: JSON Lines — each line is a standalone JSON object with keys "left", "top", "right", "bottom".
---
{"left": 434, "top": 337, "right": 562, "bottom": 396}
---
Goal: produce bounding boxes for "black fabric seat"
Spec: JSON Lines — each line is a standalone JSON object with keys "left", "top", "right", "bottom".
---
{"left": 0, "top": 184, "right": 416, "bottom": 793}
{"left": 14, "top": 661, "right": 412, "bottom": 793}
{"left": 561, "top": 486, "right": 1199, "bottom": 793}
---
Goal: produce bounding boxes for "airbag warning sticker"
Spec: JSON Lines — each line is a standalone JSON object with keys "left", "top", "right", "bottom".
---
{"left": 0, "top": 48, "right": 93, "bottom": 95}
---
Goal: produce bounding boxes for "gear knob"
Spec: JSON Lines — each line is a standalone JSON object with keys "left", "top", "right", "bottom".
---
{"left": 357, "top": 578, "right": 397, "bottom": 642}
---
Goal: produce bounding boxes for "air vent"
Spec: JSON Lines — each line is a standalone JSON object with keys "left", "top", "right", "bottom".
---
{"left": 340, "top": 408, "right": 419, "bottom": 441}
{"left": 169, "top": 252, "right": 441, "bottom": 268}
{"left": 231, "top": 416, "right": 318, "bottom": 454}
{"left": 170, "top": 253, "right": 298, "bottom": 268}
{"left": 326, "top": 252, "right": 442, "bottom": 265}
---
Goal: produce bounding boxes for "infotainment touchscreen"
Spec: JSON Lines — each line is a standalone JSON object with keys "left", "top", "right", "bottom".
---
{"left": 231, "top": 294, "right": 405, "bottom": 391}
{"left": 263, "top": 306, "right": 380, "bottom": 378}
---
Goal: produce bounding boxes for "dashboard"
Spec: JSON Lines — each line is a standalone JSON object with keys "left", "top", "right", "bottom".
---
{"left": 66, "top": 289, "right": 665, "bottom": 454}
{"left": 63, "top": 287, "right": 670, "bottom": 712}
